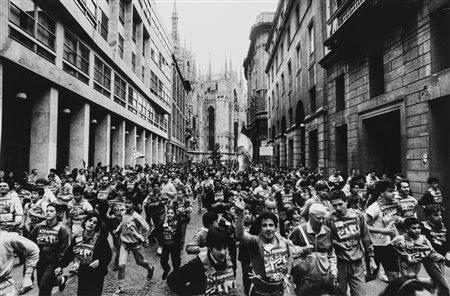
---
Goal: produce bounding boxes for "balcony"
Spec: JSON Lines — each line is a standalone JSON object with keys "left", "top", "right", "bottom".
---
{"left": 324, "top": 0, "right": 422, "bottom": 52}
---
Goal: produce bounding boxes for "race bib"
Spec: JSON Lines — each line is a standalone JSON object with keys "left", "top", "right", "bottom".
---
{"left": 36, "top": 227, "right": 59, "bottom": 246}
{"left": 282, "top": 193, "right": 293, "bottom": 209}
{"left": 73, "top": 235, "right": 97, "bottom": 264}
{"left": 97, "top": 190, "right": 109, "bottom": 201}
{"left": 334, "top": 217, "right": 360, "bottom": 247}
{"left": 263, "top": 245, "right": 288, "bottom": 281}
{"left": 205, "top": 268, "right": 237, "bottom": 296}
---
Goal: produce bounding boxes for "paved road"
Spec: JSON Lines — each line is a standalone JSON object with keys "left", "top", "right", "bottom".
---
{"left": 10, "top": 200, "right": 450, "bottom": 295}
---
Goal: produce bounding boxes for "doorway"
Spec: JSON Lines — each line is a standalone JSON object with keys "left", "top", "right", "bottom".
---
{"left": 362, "top": 110, "right": 401, "bottom": 176}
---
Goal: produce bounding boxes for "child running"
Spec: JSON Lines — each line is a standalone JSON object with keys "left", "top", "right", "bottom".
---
{"left": 113, "top": 195, "right": 154, "bottom": 295}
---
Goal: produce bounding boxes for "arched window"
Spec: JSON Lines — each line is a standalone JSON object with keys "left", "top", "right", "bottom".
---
{"left": 208, "top": 106, "right": 215, "bottom": 150}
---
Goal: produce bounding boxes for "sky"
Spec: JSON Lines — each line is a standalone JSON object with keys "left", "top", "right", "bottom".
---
{"left": 154, "top": 0, "right": 278, "bottom": 76}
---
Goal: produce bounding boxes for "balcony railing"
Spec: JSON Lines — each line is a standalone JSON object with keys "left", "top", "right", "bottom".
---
{"left": 324, "top": 0, "right": 422, "bottom": 50}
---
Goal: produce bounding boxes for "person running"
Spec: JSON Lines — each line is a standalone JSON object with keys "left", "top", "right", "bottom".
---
{"left": 112, "top": 195, "right": 154, "bottom": 295}
{"left": 419, "top": 177, "right": 443, "bottom": 208}
{"left": 235, "top": 197, "right": 292, "bottom": 296}
{"left": 0, "top": 231, "right": 39, "bottom": 295}
{"left": 420, "top": 204, "right": 450, "bottom": 296}
{"left": 392, "top": 217, "right": 445, "bottom": 278}
{"left": 154, "top": 206, "right": 182, "bottom": 280}
{"left": 167, "top": 227, "right": 237, "bottom": 295}
{"left": 0, "top": 182, "right": 23, "bottom": 234}
{"left": 365, "top": 180, "right": 401, "bottom": 282}
{"left": 186, "top": 211, "right": 219, "bottom": 255}
{"left": 55, "top": 212, "right": 112, "bottom": 296}
{"left": 30, "top": 203, "right": 70, "bottom": 296}
{"left": 326, "top": 190, "right": 376, "bottom": 296}
{"left": 289, "top": 204, "right": 338, "bottom": 289}
{"left": 301, "top": 182, "right": 333, "bottom": 219}
{"left": 106, "top": 183, "right": 127, "bottom": 270}
{"left": 67, "top": 185, "right": 93, "bottom": 237}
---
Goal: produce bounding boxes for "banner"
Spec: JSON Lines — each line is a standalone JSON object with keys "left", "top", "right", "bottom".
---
{"left": 237, "top": 124, "right": 252, "bottom": 171}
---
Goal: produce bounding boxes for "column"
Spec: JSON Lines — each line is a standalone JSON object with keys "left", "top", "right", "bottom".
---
{"left": 136, "top": 129, "right": 145, "bottom": 165}
{"left": 145, "top": 131, "right": 152, "bottom": 165}
{"left": 108, "top": 0, "right": 119, "bottom": 46}
{"left": 293, "top": 129, "right": 301, "bottom": 168}
{"left": 152, "top": 135, "right": 158, "bottom": 164}
{"left": 69, "top": 103, "right": 90, "bottom": 170}
{"left": 111, "top": 120, "right": 125, "bottom": 167}
{"left": 0, "top": 62, "right": 3, "bottom": 167}
{"left": 123, "top": 1, "right": 133, "bottom": 65}
{"left": 125, "top": 125, "right": 137, "bottom": 166}
{"left": 135, "top": 21, "right": 144, "bottom": 78}
{"left": 158, "top": 138, "right": 163, "bottom": 164}
{"left": 94, "top": 113, "right": 111, "bottom": 168}
{"left": 280, "top": 137, "right": 286, "bottom": 167}
{"left": 29, "top": 86, "right": 58, "bottom": 177}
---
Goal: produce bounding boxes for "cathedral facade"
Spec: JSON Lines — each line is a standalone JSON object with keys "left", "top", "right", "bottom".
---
{"left": 189, "top": 67, "right": 247, "bottom": 162}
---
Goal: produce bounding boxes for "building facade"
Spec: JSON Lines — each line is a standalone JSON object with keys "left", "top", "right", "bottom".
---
{"left": 189, "top": 65, "right": 247, "bottom": 162}
{"left": 243, "top": 12, "right": 274, "bottom": 163}
{"left": 0, "top": 0, "right": 172, "bottom": 176}
{"left": 168, "top": 54, "right": 190, "bottom": 163}
{"left": 266, "top": 0, "right": 328, "bottom": 168}
{"left": 320, "top": 0, "right": 450, "bottom": 205}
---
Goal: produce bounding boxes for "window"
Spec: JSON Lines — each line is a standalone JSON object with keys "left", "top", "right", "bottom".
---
{"left": 119, "top": 0, "right": 125, "bottom": 24}
{"left": 280, "top": 42, "right": 284, "bottom": 61}
{"left": 75, "top": 0, "right": 97, "bottom": 27}
{"left": 142, "top": 36, "right": 148, "bottom": 57}
{"left": 98, "top": 9, "right": 108, "bottom": 41}
{"left": 131, "top": 53, "right": 136, "bottom": 73}
{"left": 94, "top": 56, "right": 111, "bottom": 96}
{"left": 132, "top": 21, "right": 137, "bottom": 43}
{"left": 9, "top": 0, "right": 56, "bottom": 62}
{"left": 287, "top": 26, "right": 291, "bottom": 45}
{"left": 128, "top": 86, "right": 138, "bottom": 113}
{"left": 114, "top": 74, "right": 127, "bottom": 107}
{"left": 309, "top": 86, "right": 316, "bottom": 113}
{"left": 118, "top": 34, "right": 124, "bottom": 59}
{"left": 150, "top": 71, "right": 158, "bottom": 95}
{"left": 308, "top": 23, "right": 315, "bottom": 58}
{"left": 281, "top": 73, "right": 285, "bottom": 94}
{"left": 295, "top": 4, "right": 300, "bottom": 29}
{"left": 335, "top": 74, "right": 345, "bottom": 111}
{"left": 430, "top": 7, "right": 450, "bottom": 73}
{"left": 287, "top": 61, "right": 292, "bottom": 89}
{"left": 63, "top": 31, "right": 90, "bottom": 84}
{"left": 296, "top": 45, "right": 301, "bottom": 71}
{"left": 139, "top": 95, "right": 147, "bottom": 119}
{"left": 271, "top": 66, "right": 274, "bottom": 82}
{"left": 369, "top": 48, "right": 385, "bottom": 98}
{"left": 141, "top": 65, "right": 145, "bottom": 82}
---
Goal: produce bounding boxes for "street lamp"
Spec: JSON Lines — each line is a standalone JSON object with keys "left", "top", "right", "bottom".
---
{"left": 91, "top": 119, "right": 97, "bottom": 124}
{"left": 62, "top": 108, "right": 71, "bottom": 114}
{"left": 16, "top": 92, "right": 27, "bottom": 100}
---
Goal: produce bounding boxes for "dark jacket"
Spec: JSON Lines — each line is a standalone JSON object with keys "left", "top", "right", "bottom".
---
{"left": 59, "top": 233, "right": 112, "bottom": 275}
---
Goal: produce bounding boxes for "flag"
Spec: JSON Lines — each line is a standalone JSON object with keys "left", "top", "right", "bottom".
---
{"left": 132, "top": 148, "right": 145, "bottom": 159}
{"left": 237, "top": 124, "right": 253, "bottom": 171}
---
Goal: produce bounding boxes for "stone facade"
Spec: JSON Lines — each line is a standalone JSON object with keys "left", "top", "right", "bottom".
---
{"left": 244, "top": 12, "right": 275, "bottom": 163}
{"left": 266, "top": 0, "right": 327, "bottom": 169}
{"left": 0, "top": 0, "right": 172, "bottom": 176}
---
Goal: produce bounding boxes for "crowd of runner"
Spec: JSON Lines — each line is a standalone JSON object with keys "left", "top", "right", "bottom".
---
{"left": 0, "top": 163, "right": 449, "bottom": 296}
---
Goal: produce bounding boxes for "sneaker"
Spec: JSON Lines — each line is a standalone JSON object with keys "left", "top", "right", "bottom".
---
{"left": 18, "top": 285, "right": 33, "bottom": 295}
{"left": 157, "top": 247, "right": 162, "bottom": 256}
{"left": 59, "top": 275, "right": 68, "bottom": 292}
{"left": 115, "top": 286, "right": 124, "bottom": 295}
{"left": 162, "top": 270, "right": 169, "bottom": 280}
{"left": 147, "top": 266, "right": 155, "bottom": 281}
